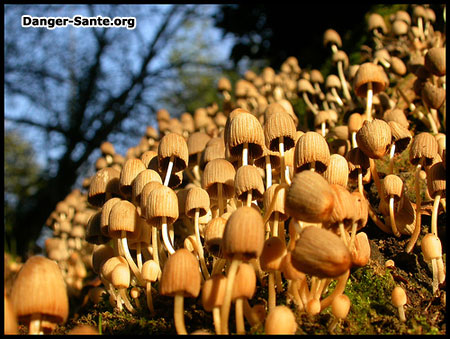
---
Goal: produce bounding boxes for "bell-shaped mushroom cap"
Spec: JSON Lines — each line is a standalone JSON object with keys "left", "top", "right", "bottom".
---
{"left": 202, "top": 158, "right": 236, "bottom": 200}
{"left": 158, "top": 132, "right": 189, "bottom": 173}
{"left": 347, "top": 113, "right": 363, "bottom": 134}
{"left": 383, "top": 108, "right": 409, "bottom": 129}
{"left": 202, "top": 274, "right": 227, "bottom": 312}
{"left": 108, "top": 200, "right": 141, "bottom": 240}
{"left": 204, "top": 216, "right": 227, "bottom": 257}
{"left": 297, "top": 78, "right": 315, "bottom": 95}
{"left": 421, "top": 82, "right": 446, "bottom": 110}
{"left": 264, "top": 110, "right": 296, "bottom": 152}
{"left": 394, "top": 10, "right": 411, "bottom": 25}
{"left": 350, "top": 191, "right": 368, "bottom": 230}
{"left": 160, "top": 248, "right": 201, "bottom": 298}
{"left": 10, "top": 256, "right": 69, "bottom": 328}
{"left": 332, "top": 50, "right": 349, "bottom": 69}
{"left": 111, "top": 263, "right": 131, "bottom": 289}
{"left": 424, "top": 47, "right": 445, "bottom": 76}
{"left": 234, "top": 165, "right": 265, "bottom": 201}
{"left": 88, "top": 167, "right": 121, "bottom": 207}
{"left": 323, "top": 28, "right": 342, "bottom": 48}
{"left": 391, "top": 286, "right": 407, "bottom": 308}
{"left": 185, "top": 186, "right": 210, "bottom": 218}
{"left": 140, "top": 150, "right": 158, "bottom": 170}
{"left": 227, "top": 111, "right": 265, "bottom": 161}
{"left": 346, "top": 147, "right": 370, "bottom": 180}
{"left": 323, "top": 184, "right": 355, "bottom": 230}
{"left": 91, "top": 244, "right": 115, "bottom": 274}
{"left": 325, "top": 74, "right": 342, "bottom": 89}
{"left": 218, "top": 77, "right": 232, "bottom": 92}
{"left": 156, "top": 108, "right": 171, "bottom": 122}
{"left": 221, "top": 206, "right": 265, "bottom": 261}
{"left": 293, "top": 131, "right": 331, "bottom": 173}
{"left": 280, "top": 251, "right": 306, "bottom": 281}
{"left": 101, "top": 256, "right": 128, "bottom": 283}
{"left": 260, "top": 236, "right": 287, "bottom": 272}
{"left": 265, "top": 305, "right": 297, "bottom": 335}
{"left": 392, "top": 19, "right": 409, "bottom": 36}
{"left": 146, "top": 185, "right": 179, "bottom": 227}
{"left": 285, "top": 170, "right": 334, "bottom": 223}
{"left": 291, "top": 226, "right": 351, "bottom": 278}
{"left": 421, "top": 233, "right": 442, "bottom": 260}
{"left": 99, "top": 197, "right": 121, "bottom": 237}
{"left": 332, "top": 294, "right": 351, "bottom": 319}
{"left": 201, "top": 136, "right": 226, "bottom": 170}
{"left": 383, "top": 174, "right": 404, "bottom": 202}
{"left": 427, "top": 161, "right": 446, "bottom": 199}
{"left": 142, "top": 259, "right": 160, "bottom": 283}
{"left": 322, "top": 154, "right": 349, "bottom": 187}
{"left": 232, "top": 263, "right": 256, "bottom": 300}
{"left": 132, "top": 169, "right": 162, "bottom": 206}
{"left": 100, "top": 141, "right": 115, "bottom": 157}
{"left": 119, "top": 158, "right": 147, "bottom": 199}
{"left": 368, "top": 12, "right": 388, "bottom": 34}
{"left": 409, "top": 132, "right": 438, "bottom": 166}
{"left": 263, "top": 183, "right": 289, "bottom": 222}
{"left": 356, "top": 119, "right": 392, "bottom": 159}
{"left": 310, "top": 69, "right": 324, "bottom": 84}
{"left": 390, "top": 56, "right": 407, "bottom": 76}
{"left": 86, "top": 210, "right": 110, "bottom": 245}
{"left": 187, "top": 132, "right": 211, "bottom": 166}
{"left": 353, "top": 62, "right": 388, "bottom": 97}
{"left": 351, "top": 231, "right": 371, "bottom": 267}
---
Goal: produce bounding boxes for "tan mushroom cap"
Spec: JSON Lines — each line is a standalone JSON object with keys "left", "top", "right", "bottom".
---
{"left": 421, "top": 233, "right": 442, "bottom": 260}
{"left": 260, "top": 236, "right": 287, "bottom": 272}
{"left": 146, "top": 185, "right": 179, "bottom": 228}
{"left": 185, "top": 186, "right": 210, "bottom": 218}
{"left": 356, "top": 119, "right": 392, "bottom": 159}
{"left": 202, "top": 158, "right": 236, "bottom": 200}
{"left": 234, "top": 165, "right": 265, "bottom": 202}
{"left": 264, "top": 110, "right": 297, "bottom": 152}
{"left": 424, "top": 47, "right": 445, "bottom": 76}
{"left": 367, "top": 12, "right": 388, "bottom": 34}
{"left": 293, "top": 131, "right": 331, "bottom": 173}
{"left": 202, "top": 274, "right": 227, "bottom": 311}
{"left": 232, "top": 262, "right": 256, "bottom": 301}
{"left": 353, "top": 62, "right": 388, "bottom": 97}
{"left": 119, "top": 158, "right": 147, "bottom": 198}
{"left": 322, "top": 154, "right": 349, "bottom": 187}
{"left": 323, "top": 28, "right": 342, "bottom": 48}
{"left": 263, "top": 183, "right": 289, "bottom": 222}
{"left": 88, "top": 167, "right": 121, "bottom": 207}
{"left": 264, "top": 305, "right": 297, "bottom": 335}
{"left": 409, "top": 132, "right": 439, "bottom": 166}
{"left": 383, "top": 174, "right": 404, "bottom": 202}
{"left": 427, "top": 161, "right": 446, "bottom": 199}
{"left": 204, "top": 216, "right": 227, "bottom": 257}
{"left": 108, "top": 199, "right": 141, "bottom": 240}
{"left": 158, "top": 132, "right": 189, "bottom": 173}
{"left": 391, "top": 286, "right": 407, "bottom": 308}
{"left": 10, "top": 256, "right": 69, "bottom": 329}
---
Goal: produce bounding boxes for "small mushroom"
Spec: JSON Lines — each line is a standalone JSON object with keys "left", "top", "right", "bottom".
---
{"left": 141, "top": 259, "right": 160, "bottom": 315}
{"left": 264, "top": 305, "right": 297, "bottom": 335}
{"left": 202, "top": 273, "right": 227, "bottom": 334}
{"left": 391, "top": 286, "right": 407, "bottom": 322}
{"left": 328, "top": 294, "right": 351, "bottom": 332}
{"left": 421, "top": 233, "right": 444, "bottom": 294}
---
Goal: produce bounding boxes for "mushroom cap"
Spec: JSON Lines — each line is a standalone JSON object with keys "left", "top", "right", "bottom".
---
{"left": 325, "top": 74, "right": 342, "bottom": 89}
{"left": 119, "top": 158, "right": 147, "bottom": 199}
{"left": 141, "top": 259, "right": 160, "bottom": 283}
{"left": 234, "top": 165, "right": 265, "bottom": 201}
{"left": 185, "top": 186, "right": 210, "bottom": 218}
{"left": 146, "top": 185, "right": 179, "bottom": 227}
{"left": 158, "top": 132, "right": 189, "bottom": 172}
{"left": 310, "top": 69, "right": 324, "bottom": 84}
{"left": 160, "top": 248, "right": 201, "bottom": 298}
{"left": 260, "top": 236, "right": 287, "bottom": 272}
{"left": 265, "top": 305, "right": 297, "bottom": 335}
{"left": 85, "top": 211, "right": 110, "bottom": 245}
{"left": 218, "top": 77, "right": 232, "bottom": 92}
{"left": 367, "top": 12, "right": 387, "bottom": 33}
{"left": 356, "top": 119, "right": 392, "bottom": 159}
{"left": 409, "top": 132, "right": 439, "bottom": 166}
{"left": 10, "top": 256, "right": 69, "bottom": 327}
{"left": 111, "top": 263, "right": 131, "bottom": 289}
{"left": 383, "top": 174, "right": 404, "bottom": 202}
{"left": 263, "top": 183, "right": 289, "bottom": 222}
{"left": 346, "top": 147, "right": 370, "bottom": 180}
{"left": 353, "top": 62, "right": 388, "bottom": 97}
{"left": 140, "top": 181, "right": 164, "bottom": 220}
{"left": 204, "top": 216, "right": 227, "bottom": 257}
{"left": 331, "top": 294, "right": 351, "bottom": 319}
{"left": 323, "top": 28, "right": 342, "bottom": 48}
{"left": 91, "top": 244, "right": 115, "bottom": 275}
{"left": 350, "top": 191, "right": 368, "bottom": 230}
{"left": 202, "top": 273, "right": 227, "bottom": 311}
{"left": 187, "top": 132, "right": 211, "bottom": 164}
{"left": 100, "top": 141, "right": 115, "bottom": 156}
{"left": 298, "top": 78, "right": 315, "bottom": 94}
{"left": 201, "top": 137, "right": 226, "bottom": 169}
{"left": 280, "top": 251, "right": 306, "bottom": 281}
{"left": 285, "top": 170, "right": 334, "bottom": 223}
{"left": 201, "top": 158, "right": 236, "bottom": 200}
{"left": 294, "top": 131, "right": 331, "bottom": 173}
{"left": 232, "top": 262, "right": 256, "bottom": 300}
{"left": 88, "top": 167, "right": 121, "bottom": 207}
{"left": 421, "top": 82, "right": 446, "bottom": 110}
{"left": 264, "top": 110, "right": 296, "bottom": 152}
{"left": 108, "top": 199, "right": 140, "bottom": 239}
{"left": 132, "top": 169, "right": 162, "bottom": 206}
{"left": 421, "top": 233, "right": 442, "bottom": 260}
{"left": 392, "top": 19, "right": 409, "bottom": 36}
{"left": 221, "top": 206, "right": 265, "bottom": 261}
{"left": 323, "top": 184, "right": 355, "bottom": 229}
{"left": 291, "top": 226, "right": 351, "bottom": 278}
{"left": 322, "top": 154, "right": 349, "bottom": 187}
{"left": 383, "top": 108, "right": 409, "bottom": 129}
{"left": 390, "top": 56, "right": 407, "bottom": 76}
{"left": 427, "top": 161, "right": 446, "bottom": 199}
{"left": 351, "top": 231, "right": 371, "bottom": 267}
{"left": 391, "top": 286, "right": 407, "bottom": 307}
{"left": 424, "top": 47, "right": 446, "bottom": 76}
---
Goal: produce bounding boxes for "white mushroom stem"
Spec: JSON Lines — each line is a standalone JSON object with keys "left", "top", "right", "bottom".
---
{"left": 357, "top": 167, "right": 364, "bottom": 196}
{"left": 120, "top": 231, "right": 145, "bottom": 286}
{"left": 339, "top": 222, "right": 349, "bottom": 247}
{"left": 162, "top": 217, "right": 175, "bottom": 255}
{"left": 265, "top": 155, "right": 272, "bottom": 189}
{"left": 29, "top": 313, "right": 42, "bottom": 335}
{"left": 212, "top": 306, "right": 221, "bottom": 334}
{"left": 352, "top": 132, "right": 358, "bottom": 149}
{"left": 348, "top": 222, "right": 358, "bottom": 251}
{"left": 370, "top": 158, "right": 385, "bottom": 202}
{"left": 397, "top": 304, "right": 406, "bottom": 322}
{"left": 163, "top": 155, "right": 175, "bottom": 187}
{"left": 279, "top": 136, "right": 287, "bottom": 184}
{"left": 437, "top": 257, "right": 445, "bottom": 284}
{"left": 146, "top": 282, "right": 155, "bottom": 316}
{"left": 235, "top": 297, "right": 246, "bottom": 334}
{"left": 268, "top": 271, "right": 276, "bottom": 311}
{"left": 321, "top": 122, "right": 327, "bottom": 137}
{"left": 431, "top": 258, "right": 439, "bottom": 294}
{"left": 194, "top": 208, "right": 210, "bottom": 280}
{"left": 246, "top": 190, "right": 253, "bottom": 207}
{"left": 365, "top": 82, "right": 374, "bottom": 121}
{"left": 389, "top": 143, "right": 396, "bottom": 174}
{"left": 151, "top": 226, "right": 160, "bottom": 270}
{"left": 331, "top": 44, "right": 338, "bottom": 55}
{"left": 136, "top": 242, "right": 143, "bottom": 271}
{"left": 389, "top": 196, "right": 401, "bottom": 237}
{"left": 220, "top": 256, "right": 243, "bottom": 334}
{"left": 337, "top": 60, "right": 351, "bottom": 101}
{"left": 242, "top": 142, "right": 249, "bottom": 166}
{"left": 331, "top": 87, "right": 344, "bottom": 106}
{"left": 118, "top": 287, "right": 136, "bottom": 314}
{"left": 406, "top": 160, "right": 424, "bottom": 253}
{"left": 174, "top": 293, "right": 188, "bottom": 335}
{"left": 303, "top": 92, "right": 319, "bottom": 115}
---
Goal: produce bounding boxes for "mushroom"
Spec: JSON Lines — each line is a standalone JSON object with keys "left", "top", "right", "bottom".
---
{"left": 298, "top": 78, "right": 320, "bottom": 115}
{"left": 201, "top": 273, "right": 227, "bottom": 334}
{"left": 332, "top": 50, "right": 352, "bottom": 101}
{"left": 421, "top": 233, "right": 444, "bottom": 294}
{"left": 234, "top": 165, "right": 265, "bottom": 207}
{"left": 10, "top": 256, "right": 69, "bottom": 334}
{"left": 264, "top": 305, "right": 297, "bottom": 335}
{"left": 88, "top": 167, "right": 121, "bottom": 208}
{"left": 4, "top": 292, "right": 18, "bottom": 334}
{"left": 160, "top": 248, "right": 201, "bottom": 335}
{"left": 328, "top": 294, "right": 351, "bottom": 333}
{"left": 119, "top": 158, "right": 146, "bottom": 200}
{"left": 232, "top": 262, "right": 256, "bottom": 334}
{"left": 323, "top": 28, "right": 342, "bottom": 55}
{"left": 427, "top": 160, "right": 445, "bottom": 237}
{"left": 386, "top": 121, "right": 412, "bottom": 174}
{"left": 187, "top": 131, "right": 211, "bottom": 183}
{"left": 131, "top": 169, "right": 162, "bottom": 209}
{"left": 322, "top": 154, "right": 349, "bottom": 188}
{"left": 110, "top": 262, "right": 136, "bottom": 314}
{"left": 263, "top": 183, "right": 289, "bottom": 238}
{"left": 382, "top": 174, "right": 404, "bottom": 237}
{"left": 141, "top": 259, "right": 160, "bottom": 315}
{"left": 325, "top": 74, "right": 344, "bottom": 106}
{"left": 158, "top": 132, "right": 189, "bottom": 187}
{"left": 293, "top": 131, "right": 331, "bottom": 174}
{"left": 391, "top": 286, "right": 407, "bottom": 322}
{"left": 254, "top": 146, "right": 281, "bottom": 189}
{"left": 421, "top": 81, "right": 445, "bottom": 134}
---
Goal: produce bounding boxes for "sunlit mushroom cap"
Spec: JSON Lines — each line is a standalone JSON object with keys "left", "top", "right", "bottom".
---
{"left": 88, "top": 167, "right": 121, "bottom": 207}
{"left": 232, "top": 262, "right": 256, "bottom": 300}
{"left": 409, "top": 132, "right": 438, "bottom": 166}
{"left": 323, "top": 184, "right": 355, "bottom": 230}
{"left": 424, "top": 47, "right": 445, "bottom": 76}
{"left": 132, "top": 169, "right": 162, "bottom": 206}
{"left": 108, "top": 199, "right": 141, "bottom": 240}
{"left": 265, "top": 305, "right": 297, "bottom": 335}
{"left": 421, "top": 233, "right": 442, "bottom": 260}
{"left": 356, "top": 119, "right": 392, "bottom": 159}
{"left": 263, "top": 183, "right": 289, "bottom": 222}
{"left": 201, "top": 136, "right": 226, "bottom": 169}
{"left": 234, "top": 165, "right": 265, "bottom": 201}
{"left": 294, "top": 131, "right": 331, "bottom": 173}
{"left": 353, "top": 62, "right": 388, "bottom": 97}
{"left": 158, "top": 132, "right": 189, "bottom": 172}
{"left": 185, "top": 186, "right": 210, "bottom": 218}
{"left": 202, "top": 158, "right": 236, "bottom": 200}
{"left": 264, "top": 110, "right": 296, "bottom": 152}
{"left": 421, "top": 82, "right": 446, "bottom": 110}
{"left": 383, "top": 174, "right": 404, "bottom": 202}
{"left": 322, "top": 154, "right": 349, "bottom": 187}
{"left": 119, "top": 158, "right": 146, "bottom": 199}
{"left": 323, "top": 28, "right": 342, "bottom": 48}
{"left": 202, "top": 274, "right": 227, "bottom": 311}
{"left": 187, "top": 132, "right": 211, "bottom": 166}
{"left": 146, "top": 185, "right": 179, "bottom": 228}
{"left": 427, "top": 161, "right": 446, "bottom": 199}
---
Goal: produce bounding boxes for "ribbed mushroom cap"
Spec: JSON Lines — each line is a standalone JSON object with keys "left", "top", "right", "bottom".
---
{"left": 99, "top": 197, "right": 121, "bottom": 237}
{"left": 201, "top": 136, "right": 226, "bottom": 169}
{"left": 260, "top": 236, "right": 287, "bottom": 272}
{"left": 323, "top": 184, "right": 355, "bottom": 230}
{"left": 91, "top": 244, "right": 115, "bottom": 274}
{"left": 101, "top": 256, "right": 128, "bottom": 283}
{"left": 185, "top": 186, "right": 210, "bottom": 218}
{"left": 264, "top": 111, "right": 297, "bottom": 152}
{"left": 323, "top": 28, "right": 342, "bottom": 48}
{"left": 204, "top": 216, "right": 227, "bottom": 257}
{"left": 424, "top": 47, "right": 445, "bottom": 76}
{"left": 322, "top": 154, "right": 349, "bottom": 187}
{"left": 158, "top": 132, "right": 189, "bottom": 173}
{"left": 346, "top": 147, "right": 370, "bottom": 180}
{"left": 285, "top": 170, "right": 334, "bottom": 223}
{"left": 222, "top": 206, "right": 265, "bottom": 261}
{"left": 232, "top": 263, "right": 256, "bottom": 300}
{"left": 294, "top": 131, "right": 331, "bottom": 173}
{"left": 265, "top": 305, "right": 297, "bottom": 335}
{"left": 383, "top": 174, "right": 404, "bottom": 202}
{"left": 234, "top": 165, "right": 265, "bottom": 201}
{"left": 356, "top": 119, "right": 392, "bottom": 159}
{"left": 132, "top": 169, "right": 162, "bottom": 206}
{"left": 353, "top": 62, "right": 387, "bottom": 97}
{"left": 10, "top": 256, "right": 69, "bottom": 328}
{"left": 146, "top": 185, "right": 179, "bottom": 228}
{"left": 227, "top": 111, "right": 265, "bottom": 161}
{"left": 409, "top": 132, "right": 438, "bottom": 166}
{"left": 88, "top": 167, "right": 121, "bottom": 207}
{"left": 263, "top": 183, "right": 289, "bottom": 222}
{"left": 85, "top": 211, "right": 110, "bottom": 245}
{"left": 202, "top": 273, "right": 227, "bottom": 311}
{"left": 427, "top": 161, "right": 446, "bottom": 199}
{"left": 291, "top": 226, "right": 351, "bottom": 278}
{"left": 202, "top": 158, "right": 236, "bottom": 200}
{"left": 140, "top": 181, "right": 163, "bottom": 220}
{"left": 108, "top": 200, "right": 140, "bottom": 240}
{"left": 421, "top": 233, "right": 442, "bottom": 260}
{"left": 142, "top": 259, "right": 160, "bottom": 283}
{"left": 254, "top": 146, "right": 281, "bottom": 170}
{"left": 119, "top": 158, "right": 147, "bottom": 199}
{"left": 350, "top": 191, "right": 368, "bottom": 230}
{"left": 421, "top": 82, "right": 446, "bottom": 110}
{"left": 383, "top": 108, "right": 409, "bottom": 129}
{"left": 187, "top": 132, "right": 211, "bottom": 166}
{"left": 391, "top": 286, "right": 407, "bottom": 308}
{"left": 332, "top": 50, "right": 349, "bottom": 69}
{"left": 160, "top": 248, "right": 201, "bottom": 298}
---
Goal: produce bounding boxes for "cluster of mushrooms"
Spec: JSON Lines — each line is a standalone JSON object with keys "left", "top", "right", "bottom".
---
{"left": 5, "top": 4, "right": 446, "bottom": 335}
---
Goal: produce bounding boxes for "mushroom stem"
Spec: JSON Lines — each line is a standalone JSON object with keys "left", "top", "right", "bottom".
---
{"left": 337, "top": 61, "right": 351, "bottom": 101}
{"left": 29, "top": 313, "right": 42, "bottom": 335}
{"left": 367, "top": 201, "right": 393, "bottom": 234}
{"left": 146, "top": 282, "right": 155, "bottom": 316}
{"left": 397, "top": 304, "right": 406, "bottom": 322}
{"left": 303, "top": 92, "right": 319, "bottom": 115}
{"left": 265, "top": 155, "right": 273, "bottom": 189}
{"left": 246, "top": 190, "right": 253, "bottom": 207}
{"left": 328, "top": 317, "right": 340, "bottom": 333}
{"left": 437, "top": 257, "right": 445, "bottom": 284}
{"left": 220, "top": 257, "right": 243, "bottom": 334}
{"left": 162, "top": 217, "right": 176, "bottom": 255}
{"left": 212, "top": 306, "right": 221, "bottom": 334}
{"left": 352, "top": 132, "right": 358, "bottom": 149}
{"left": 331, "top": 87, "right": 344, "bottom": 106}
{"left": 431, "top": 258, "right": 439, "bottom": 294}
{"left": 365, "top": 82, "right": 374, "bottom": 121}
{"left": 268, "top": 271, "right": 276, "bottom": 311}
{"left": 290, "top": 279, "right": 305, "bottom": 311}
{"left": 320, "top": 269, "right": 350, "bottom": 310}
{"left": 310, "top": 161, "right": 316, "bottom": 172}
{"left": 195, "top": 209, "right": 210, "bottom": 280}
{"left": 357, "top": 167, "right": 364, "bottom": 196}
{"left": 121, "top": 232, "right": 145, "bottom": 286}
{"left": 174, "top": 293, "right": 187, "bottom": 335}
{"left": 406, "top": 160, "right": 424, "bottom": 253}
{"left": 136, "top": 242, "right": 143, "bottom": 271}
{"left": 389, "top": 196, "right": 401, "bottom": 237}
{"left": 151, "top": 226, "right": 160, "bottom": 269}
{"left": 279, "top": 136, "right": 287, "bottom": 184}
{"left": 242, "top": 142, "right": 249, "bottom": 166}
{"left": 218, "top": 183, "right": 224, "bottom": 216}
{"left": 163, "top": 155, "right": 175, "bottom": 187}
{"left": 118, "top": 287, "right": 136, "bottom": 314}
{"left": 424, "top": 102, "right": 439, "bottom": 134}
{"left": 339, "top": 222, "right": 349, "bottom": 247}
{"left": 370, "top": 158, "right": 385, "bottom": 202}
{"left": 388, "top": 143, "right": 396, "bottom": 174}
{"left": 235, "top": 297, "right": 246, "bottom": 334}
{"left": 272, "top": 212, "right": 279, "bottom": 238}
{"left": 321, "top": 122, "right": 326, "bottom": 137}
{"left": 348, "top": 222, "right": 358, "bottom": 252}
